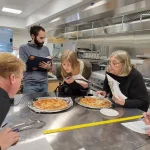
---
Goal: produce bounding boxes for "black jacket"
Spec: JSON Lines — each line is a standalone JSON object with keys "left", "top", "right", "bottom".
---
{"left": 0, "top": 88, "right": 11, "bottom": 126}
{"left": 103, "top": 67, "right": 149, "bottom": 112}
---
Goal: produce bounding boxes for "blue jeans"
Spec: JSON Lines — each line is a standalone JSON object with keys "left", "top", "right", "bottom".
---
{"left": 23, "top": 81, "right": 48, "bottom": 94}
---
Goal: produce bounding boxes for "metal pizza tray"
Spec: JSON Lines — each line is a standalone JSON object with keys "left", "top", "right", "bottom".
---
{"left": 75, "top": 96, "right": 112, "bottom": 109}
{"left": 28, "top": 97, "right": 73, "bottom": 113}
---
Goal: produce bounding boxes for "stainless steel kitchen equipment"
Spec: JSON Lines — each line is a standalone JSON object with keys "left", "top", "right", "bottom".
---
{"left": 144, "top": 77, "right": 150, "bottom": 92}
{"left": 90, "top": 70, "right": 106, "bottom": 91}
{"left": 136, "top": 55, "right": 150, "bottom": 79}
{"left": 76, "top": 45, "right": 109, "bottom": 64}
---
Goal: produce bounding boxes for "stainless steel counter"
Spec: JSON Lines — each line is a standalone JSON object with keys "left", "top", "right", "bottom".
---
{"left": 4, "top": 92, "right": 150, "bottom": 150}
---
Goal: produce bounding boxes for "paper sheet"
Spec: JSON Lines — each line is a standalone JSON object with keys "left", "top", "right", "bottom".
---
{"left": 72, "top": 74, "right": 89, "bottom": 84}
{"left": 73, "top": 74, "right": 88, "bottom": 81}
{"left": 106, "top": 74, "right": 127, "bottom": 99}
{"left": 8, "top": 138, "right": 53, "bottom": 150}
{"left": 121, "top": 120, "right": 150, "bottom": 134}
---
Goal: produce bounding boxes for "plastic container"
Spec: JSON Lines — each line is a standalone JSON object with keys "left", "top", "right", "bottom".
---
{"left": 0, "top": 28, "right": 13, "bottom": 52}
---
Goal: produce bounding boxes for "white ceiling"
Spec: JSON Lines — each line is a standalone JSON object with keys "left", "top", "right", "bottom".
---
{"left": 0, "top": 0, "right": 52, "bottom": 18}
{"left": 0, "top": 0, "right": 94, "bottom": 29}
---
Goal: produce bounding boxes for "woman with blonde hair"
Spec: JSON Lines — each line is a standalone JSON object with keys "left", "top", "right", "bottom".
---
{"left": 97, "top": 50, "right": 149, "bottom": 111}
{"left": 56, "top": 50, "right": 92, "bottom": 96}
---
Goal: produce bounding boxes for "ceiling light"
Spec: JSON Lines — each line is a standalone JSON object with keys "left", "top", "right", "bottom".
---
{"left": 2, "top": 7, "right": 22, "bottom": 14}
{"left": 83, "top": 0, "right": 108, "bottom": 11}
{"left": 50, "top": 17, "right": 60, "bottom": 23}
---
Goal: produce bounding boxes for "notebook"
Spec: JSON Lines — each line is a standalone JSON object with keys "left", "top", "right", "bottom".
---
{"left": 121, "top": 120, "right": 150, "bottom": 134}
{"left": 26, "top": 55, "right": 52, "bottom": 71}
{"left": 72, "top": 74, "right": 90, "bottom": 84}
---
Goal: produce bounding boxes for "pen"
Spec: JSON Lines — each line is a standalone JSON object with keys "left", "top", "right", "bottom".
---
{"left": 12, "top": 128, "right": 19, "bottom": 132}
{"left": 1, "top": 123, "right": 8, "bottom": 128}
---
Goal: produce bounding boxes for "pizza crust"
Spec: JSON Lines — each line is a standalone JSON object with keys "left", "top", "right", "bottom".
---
{"left": 79, "top": 97, "right": 111, "bottom": 108}
{"left": 33, "top": 98, "right": 68, "bottom": 110}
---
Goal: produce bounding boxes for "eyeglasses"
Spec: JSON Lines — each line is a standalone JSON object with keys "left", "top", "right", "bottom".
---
{"left": 108, "top": 60, "right": 122, "bottom": 67}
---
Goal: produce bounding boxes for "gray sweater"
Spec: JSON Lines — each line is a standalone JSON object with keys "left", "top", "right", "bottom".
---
{"left": 19, "top": 42, "right": 50, "bottom": 83}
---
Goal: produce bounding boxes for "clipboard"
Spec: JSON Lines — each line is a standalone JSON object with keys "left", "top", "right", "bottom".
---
{"left": 26, "top": 55, "right": 52, "bottom": 71}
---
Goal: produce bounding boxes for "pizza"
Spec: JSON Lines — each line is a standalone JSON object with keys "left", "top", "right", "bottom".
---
{"left": 79, "top": 97, "right": 111, "bottom": 108}
{"left": 33, "top": 98, "right": 68, "bottom": 110}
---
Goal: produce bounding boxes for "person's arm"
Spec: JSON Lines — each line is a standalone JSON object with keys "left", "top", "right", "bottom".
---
{"left": 19, "top": 46, "right": 28, "bottom": 63}
{"left": 124, "top": 75, "right": 149, "bottom": 111}
{"left": 97, "top": 75, "right": 110, "bottom": 97}
{"left": 143, "top": 112, "right": 150, "bottom": 136}
{"left": 143, "top": 112, "right": 150, "bottom": 125}
{"left": 0, "top": 99, "right": 10, "bottom": 127}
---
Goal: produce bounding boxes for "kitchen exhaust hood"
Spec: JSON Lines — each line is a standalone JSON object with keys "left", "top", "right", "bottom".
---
{"left": 47, "top": 0, "right": 150, "bottom": 39}
{"left": 49, "top": 0, "right": 147, "bottom": 28}
{"left": 62, "top": 10, "right": 150, "bottom": 39}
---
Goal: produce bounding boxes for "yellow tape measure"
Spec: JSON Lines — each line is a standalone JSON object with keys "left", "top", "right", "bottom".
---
{"left": 43, "top": 115, "right": 142, "bottom": 135}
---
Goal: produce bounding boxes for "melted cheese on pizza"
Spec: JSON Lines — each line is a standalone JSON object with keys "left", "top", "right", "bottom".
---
{"left": 33, "top": 98, "right": 68, "bottom": 110}
{"left": 79, "top": 97, "right": 111, "bottom": 108}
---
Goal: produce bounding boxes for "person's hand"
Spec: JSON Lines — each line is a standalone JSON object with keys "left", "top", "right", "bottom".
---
{"left": 96, "top": 91, "right": 107, "bottom": 97}
{"left": 112, "top": 96, "right": 125, "bottom": 106}
{"left": 46, "top": 56, "right": 55, "bottom": 72}
{"left": 39, "top": 61, "right": 51, "bottom": 70}
{"left": 142, "top": 112, "right": 150, "bottom": 136}
{"left": 46, "top": 56, "right": 51, "bottom": 59}
{"left": 143, "top": 112, "right": 150, "bottom": 125}
{"left": 64, "top": 77, "right": 74, "bottom": 84}
{"left": 0, "top": 128, "right": 19, "bottom": 150}
{"left": 146, "top": 130, "right": 150, "bottom": 136}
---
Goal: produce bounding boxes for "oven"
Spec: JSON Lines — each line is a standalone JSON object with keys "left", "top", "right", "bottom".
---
{"left": 89, "top": 71, "right": 105, "bottom": 92}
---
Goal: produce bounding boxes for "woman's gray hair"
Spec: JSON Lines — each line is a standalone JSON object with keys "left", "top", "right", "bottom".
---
{"left": 109, "top": 50, "right": 132, "bottom": 76}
